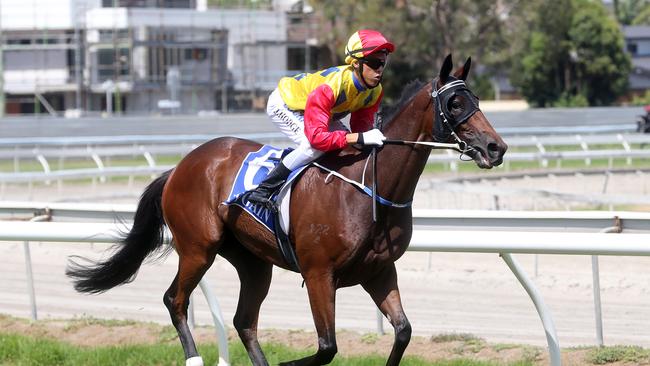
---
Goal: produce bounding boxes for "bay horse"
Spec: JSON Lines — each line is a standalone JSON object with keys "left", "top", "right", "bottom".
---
{"left": 67, "top": 54, "right": 507, "bottom": 366}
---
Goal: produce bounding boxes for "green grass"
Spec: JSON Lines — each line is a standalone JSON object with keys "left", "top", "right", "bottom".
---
{"left": 0, "top": 332, "right": 532, "bottom": 366}
{"left": 430, "top": 333, "right": 482, "bottom": 343}
{"left": 586, "top": 345, "right": 650, "bottom": 364}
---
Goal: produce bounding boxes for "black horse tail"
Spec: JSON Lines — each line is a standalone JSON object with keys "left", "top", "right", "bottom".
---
{"left": 66, "top": 170, "right": 172, "bottom": 294}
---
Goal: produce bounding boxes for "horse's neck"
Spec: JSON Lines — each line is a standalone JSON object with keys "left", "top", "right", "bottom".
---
{"left": 376, "top": 87, "right": 433, "bottom": 204}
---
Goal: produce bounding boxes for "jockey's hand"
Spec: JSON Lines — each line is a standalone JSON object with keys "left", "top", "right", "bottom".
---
{"left": 358, "top": 129, "right": 386, "bottom": 146}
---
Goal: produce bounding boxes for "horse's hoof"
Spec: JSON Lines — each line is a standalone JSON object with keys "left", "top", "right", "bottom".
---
{"left": 186, "top": 356, "right": 204, "bottom": 366}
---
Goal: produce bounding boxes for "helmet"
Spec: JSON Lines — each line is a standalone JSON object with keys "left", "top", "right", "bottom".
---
{"left": 344, "top": 29, "right": 395, "bottom": 65}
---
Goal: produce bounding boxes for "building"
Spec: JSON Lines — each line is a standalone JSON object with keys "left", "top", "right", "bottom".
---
{"left": 624, "top": 25, "right": 650, "bottom": 94}
{"left": 0, "top": 0, "right": 312, "bottom": 115}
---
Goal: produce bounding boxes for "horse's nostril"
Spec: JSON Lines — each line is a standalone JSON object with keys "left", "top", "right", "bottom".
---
{"left": 487, "top": 142, "right": 500, "bottom": 157}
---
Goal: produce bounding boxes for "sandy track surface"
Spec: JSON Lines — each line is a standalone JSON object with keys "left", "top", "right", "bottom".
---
{"left": 3, "top": 240, "right": 650, "bottom": 349}
{"left": 2, "top": 175, "right": 650, "bottom": 351}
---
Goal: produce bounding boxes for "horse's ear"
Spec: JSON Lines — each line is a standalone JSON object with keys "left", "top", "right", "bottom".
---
{"left": 453, "top": 57, "right": 472, "bottom": 81}
{"left": 439, "top": 54, "right": 453, "bottom": 84}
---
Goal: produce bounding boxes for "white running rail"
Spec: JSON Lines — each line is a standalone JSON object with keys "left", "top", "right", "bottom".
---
{"left": 0, "top": 221, "right": 230, "bottom": 366}
{"left": 4, "top": 206, "right": 650, "bottom": 366}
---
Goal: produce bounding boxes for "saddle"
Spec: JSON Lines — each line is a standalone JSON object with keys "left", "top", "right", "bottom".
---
{"left": 223, "top": 145, "right": 304, "bottom": 272}
{"left": 223, "top": 144, "right": 412, "bottom": 273}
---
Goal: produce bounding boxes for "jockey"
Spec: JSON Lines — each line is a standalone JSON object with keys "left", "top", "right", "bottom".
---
{"left": 246, "top": 29, "right": 395, "bottom": 206}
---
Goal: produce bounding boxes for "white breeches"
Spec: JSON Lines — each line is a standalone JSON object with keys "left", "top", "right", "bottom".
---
{"left": 266, "top": 88, "right": 347, "bottom": 171}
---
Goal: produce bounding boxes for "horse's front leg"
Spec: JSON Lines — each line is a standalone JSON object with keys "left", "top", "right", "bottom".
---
{"left": 280, "top": 269, "right": 337, "bottom": 366}
{"left": 362, "top": 263, "right": 412, "bottom": 366}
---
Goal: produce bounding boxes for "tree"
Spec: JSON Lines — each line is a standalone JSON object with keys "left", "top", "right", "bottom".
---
{"left": 613, "top": 0, "right": 649, "bottom": 25}
{"left": 308, "top": 0, "right": 516, "bottom": 102}
{"left": 510, "top": 0, "right": 630, "bottom": 106}
{"left": 632, "top": 2, "right": 650, "bottom": 24}
{"left": 569, "top": 0, "right": 631, "bottom": 105}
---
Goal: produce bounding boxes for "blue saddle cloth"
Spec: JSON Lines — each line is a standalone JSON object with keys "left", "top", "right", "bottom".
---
{"left": 223, "top": 145, "right": 305, "bottom": 232}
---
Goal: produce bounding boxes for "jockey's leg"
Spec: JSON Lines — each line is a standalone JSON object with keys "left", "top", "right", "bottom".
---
{"left": 246, "top": 142, "right": 322, "bottom": 206}
{"left": 248, "top": 88, "right": 344, "bottom": 206}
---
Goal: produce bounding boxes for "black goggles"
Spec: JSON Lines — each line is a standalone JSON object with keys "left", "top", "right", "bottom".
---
{"left": 361, "top": 57, "right": 387, "bottom": 70}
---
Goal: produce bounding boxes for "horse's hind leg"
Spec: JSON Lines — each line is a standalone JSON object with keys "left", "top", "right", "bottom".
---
{"left": 218, "top": 239, "right": 273, "bottom": 366}
{"left": 164, "top": 236, "right": 219, "bottom": 366}
{"left": 362, "top": 264, "right": 411, "bottom": 366}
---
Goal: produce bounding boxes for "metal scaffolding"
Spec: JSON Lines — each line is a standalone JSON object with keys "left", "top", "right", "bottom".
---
{"left": 0, "top": 0, "right": 304, "bottom": 115}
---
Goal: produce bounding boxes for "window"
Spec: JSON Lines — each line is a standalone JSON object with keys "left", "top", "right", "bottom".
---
{"left": 184, "top": 48, "right": 207, "bottom": 61}
{"left": 628, "top": 43, "right": 638, "bottom": 55}
{"left": 287, "top": 47, "right": 305, "bottom": 71}
{"left": 287, "top": 46, "right": 317, "bottom": 71}
{"left": 97, "top": 48, "right": 130, "bottom": 79}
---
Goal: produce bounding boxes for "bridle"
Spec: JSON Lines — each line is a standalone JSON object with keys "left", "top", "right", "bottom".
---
{"left": 383, "top": 77, "right": 480, "bottom": 160}
{"left": 368, "top": 77, "right": 482, "bottom": 220}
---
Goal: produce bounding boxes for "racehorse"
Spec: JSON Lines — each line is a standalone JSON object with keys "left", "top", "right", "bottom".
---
{"left": 67, "top": 54, "right": 507, "bottom": 366}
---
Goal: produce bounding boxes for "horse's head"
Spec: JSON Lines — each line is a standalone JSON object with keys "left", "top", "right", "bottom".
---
{"left": 433, "top": 54, "right": 507, "bottom": 168}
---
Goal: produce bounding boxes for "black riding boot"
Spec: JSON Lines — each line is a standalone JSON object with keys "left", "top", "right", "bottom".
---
{"left": 245, "top": 162, "right": 291, "bottom": 206}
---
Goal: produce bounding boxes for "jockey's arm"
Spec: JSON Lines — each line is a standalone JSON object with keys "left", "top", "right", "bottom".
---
{"left": 347, "top": 91, "right": 383, "bottom": 143}
{"left": 304, "top": 85, "right": 365, "bottom": 151}
{"left": 350, "top": 90, "right": 383, "bottom": 132}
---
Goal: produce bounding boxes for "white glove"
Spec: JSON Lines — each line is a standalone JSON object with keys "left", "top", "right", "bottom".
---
{"left": 359, "top": 129, "right": 386, "bottom": 146}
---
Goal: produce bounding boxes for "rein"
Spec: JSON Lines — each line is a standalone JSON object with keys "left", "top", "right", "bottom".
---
{"left": 383, "top": 139, "right": 474, "bottom": 161}
{"left": 384, "top": 139, "right": 462, "bottom": 151}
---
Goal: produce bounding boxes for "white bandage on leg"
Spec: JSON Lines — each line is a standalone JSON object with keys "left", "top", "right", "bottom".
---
{"left": 186, "top": 356, "right": 204, "bottom": 366}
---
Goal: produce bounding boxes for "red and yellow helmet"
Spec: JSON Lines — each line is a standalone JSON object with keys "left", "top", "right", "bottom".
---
{"left": 344, "top": 29, "right": 395, "bottom": 65}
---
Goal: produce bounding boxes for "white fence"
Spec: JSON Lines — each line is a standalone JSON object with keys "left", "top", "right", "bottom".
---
{"left": 2, "top": 133, "right": 650, "bottom": 182}
{"left": 4, "top": 203, "right": 650, "bottom": 366}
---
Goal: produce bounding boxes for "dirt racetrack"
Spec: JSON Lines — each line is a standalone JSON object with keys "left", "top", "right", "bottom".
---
{"left": 2, "top": 173, "right": 650, "bottom": 362}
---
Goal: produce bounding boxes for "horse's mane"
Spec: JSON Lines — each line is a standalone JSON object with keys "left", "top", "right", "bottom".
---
{"left": 379, "top": 79, "right": 427, "bottom": 126}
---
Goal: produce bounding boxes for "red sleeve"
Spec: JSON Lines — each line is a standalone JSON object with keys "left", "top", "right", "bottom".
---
{"left": 304, "top": 84, "right": 348, "bottom": 151}
{"left": 350, "top": 90, "right": 383, "bottom": 133}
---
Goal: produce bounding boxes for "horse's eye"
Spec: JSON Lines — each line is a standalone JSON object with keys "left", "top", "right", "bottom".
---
{"left": 451, "top": 100, "right": 462, "bottom": 109}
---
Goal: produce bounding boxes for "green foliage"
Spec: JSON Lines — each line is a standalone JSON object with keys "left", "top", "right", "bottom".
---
{"left": 632, "top": 3, "right": 650, "bottom": 24}
{"left": 632, "top": 89, "right": 650, "bottom": 105}
{"left": 511, "top": 0, "right": 631, "bottom": 106}
{"left": 586, "top": 345, "right": 650, "bottom": 364}
{"left": 614, "top": 0, "right": 650, "bottom": 24}
{"left": 308, "top": 1, "right": 515, "bottom": 102}
{"left": 553, "top": 92, "right": 589, "bottom": 107}
{"left": 569, "top": 0, "right": 631, "bottom": 105}
{"left": 468, "top": 73, "right": 495, "bottom": 101}
{"left": 512, "top": 31, "right": 563, "bottom": 107}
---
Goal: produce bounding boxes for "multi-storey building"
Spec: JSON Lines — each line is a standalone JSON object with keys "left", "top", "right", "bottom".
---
{"left": 0, "top": 0, "right": 314, "bottom": 115}
{"left": 624, "top": 25, "right": 650, "bottom": 94}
